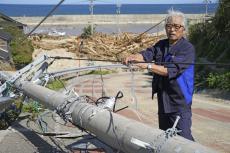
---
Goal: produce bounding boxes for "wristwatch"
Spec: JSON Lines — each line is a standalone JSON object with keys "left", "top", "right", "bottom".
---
{"left": 147, "top": 63, "right": 152, "bottom": 71}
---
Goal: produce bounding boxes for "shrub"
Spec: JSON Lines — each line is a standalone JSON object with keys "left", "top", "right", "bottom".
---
{"left": 22, "top": 101, "right": 42, "bottom": 114}
{"left": 3, "top": 25, "right": 34, "bottom": 67}
{"left": 0, "top": 99, "right": 22, "bottom": 129}
{"left": 207, "top": 72, "right": 230, "bottom": 91}
{"left": 81, "top": 25, "right": 96, "bottom": 39}
{"left": 189, "top": 0, "right": 230, "bottom": 91}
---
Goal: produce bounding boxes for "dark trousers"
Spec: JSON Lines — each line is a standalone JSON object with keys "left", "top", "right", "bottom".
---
{"left": 158, "top": 111, "right": 194, "bottom": 141}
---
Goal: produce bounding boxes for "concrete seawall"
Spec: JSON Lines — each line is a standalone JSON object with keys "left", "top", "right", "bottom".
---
{"left": 14, "top": 14, "right": 207, "bottom": 35}
{"left": 13, "top": 14, "right": 205, "bottom": 26}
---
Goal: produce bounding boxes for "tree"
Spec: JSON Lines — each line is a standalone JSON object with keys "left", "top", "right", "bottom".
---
{"left": 189, "top": 0, "right": 230, "bottom": 90}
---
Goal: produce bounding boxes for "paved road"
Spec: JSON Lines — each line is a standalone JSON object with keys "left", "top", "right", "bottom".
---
{"left": 0, "top": 72, "right": 229, "bottom": 153}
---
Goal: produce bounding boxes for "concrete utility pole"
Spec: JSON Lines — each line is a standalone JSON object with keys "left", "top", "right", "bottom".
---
{"left": 203, "top": 0, "right": 211, "bottom": 16}
{"left": 89, "top": 0, "right": 94, "bottom": 35}
{"left": 116, "top": 0, "right": 121, "bottom": 34}
{"left": 12, "top": 80, "right": 217, "bottom": 153}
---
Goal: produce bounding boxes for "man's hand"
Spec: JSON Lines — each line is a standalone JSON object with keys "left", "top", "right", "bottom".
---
{"left": 136, "top": 63, "right": 148, "bottom": 69}
{"left": 122, "top": 54, "right": 144, "bottom": 65}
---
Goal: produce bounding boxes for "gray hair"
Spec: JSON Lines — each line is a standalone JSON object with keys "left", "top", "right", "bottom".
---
{"left": 165, "top": 9, "right": 186, "bottom": 28}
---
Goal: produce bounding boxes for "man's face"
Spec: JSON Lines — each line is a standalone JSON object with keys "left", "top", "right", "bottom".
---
{"left": 165, "top": 16, "right": 185, "bottom": 43}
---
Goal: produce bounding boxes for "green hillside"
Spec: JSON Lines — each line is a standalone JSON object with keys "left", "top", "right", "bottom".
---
{"left": 1, "top": 25, "right": 33, "bottom": 68}
{"left": 189, "top": 0, "right": 230, "bottom": 91}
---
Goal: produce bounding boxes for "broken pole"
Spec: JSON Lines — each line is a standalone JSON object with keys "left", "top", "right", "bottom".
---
{"left": 15, "top": 81, "right": 217, "bottom": 153}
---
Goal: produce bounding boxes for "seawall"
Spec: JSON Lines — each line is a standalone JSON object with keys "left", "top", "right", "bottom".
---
{"left": 13, "top": 14, "right": 205, "bottom": 26}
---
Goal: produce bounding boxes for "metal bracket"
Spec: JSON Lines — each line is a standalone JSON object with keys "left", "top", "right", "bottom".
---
{"left": 0, "top": 55, "right": 49, "bottom": 96}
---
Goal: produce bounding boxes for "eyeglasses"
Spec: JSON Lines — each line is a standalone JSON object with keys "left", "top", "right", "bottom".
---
{"left": 165, "top": 24, "right": 184, "bottom": 31}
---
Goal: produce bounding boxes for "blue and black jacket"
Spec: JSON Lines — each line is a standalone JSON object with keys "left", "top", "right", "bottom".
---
{"left": 141, "top": 37, "right": 195, "bottom": 114}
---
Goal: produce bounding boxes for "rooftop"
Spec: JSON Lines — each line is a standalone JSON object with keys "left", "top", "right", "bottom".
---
{"left": 0, "top": 12, "right": 26, "bottom": 27}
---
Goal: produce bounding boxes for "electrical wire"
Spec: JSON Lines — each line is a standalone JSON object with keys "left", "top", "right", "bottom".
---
{"left": 115, "top": 19, "right": 165, "bottom": 55}
{"left": 49, "top": 56, "right": 230, "bottom": 67}
{"left": 25, "top": 0, "right": 65, "bottom": 38}
{"left": 99, "top": 67, "right": 106, "bottom": 97}
{"left": 55, "top": 77, "right": 68, "bottom": 92}
{"left": 129, "top": 63, "right": 138, "bottom": 111}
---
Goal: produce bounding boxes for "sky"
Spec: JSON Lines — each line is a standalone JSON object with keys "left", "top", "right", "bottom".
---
{"left": 0, "top": 0, "right": 218, "bottom": 5}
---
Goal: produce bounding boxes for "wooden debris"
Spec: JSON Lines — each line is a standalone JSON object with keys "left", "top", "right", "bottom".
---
{"left": 30, "top": 32, "right": 164, "bottom": 61}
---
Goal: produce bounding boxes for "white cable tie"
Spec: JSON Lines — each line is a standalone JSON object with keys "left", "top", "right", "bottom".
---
{"left": 131, "top": 137, "right": 154, "bottom": 149}
{"left": 172, "top": 116, "right": 181, "bottom": 129}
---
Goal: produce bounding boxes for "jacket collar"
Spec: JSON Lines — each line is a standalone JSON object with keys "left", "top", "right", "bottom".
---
{"left": 167, "top": 37, "right": 185, "bottom": 54}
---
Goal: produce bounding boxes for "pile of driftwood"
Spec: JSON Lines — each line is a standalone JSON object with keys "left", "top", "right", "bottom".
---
{"left": 31, "top": 32, "right": 164, "bottom": 61}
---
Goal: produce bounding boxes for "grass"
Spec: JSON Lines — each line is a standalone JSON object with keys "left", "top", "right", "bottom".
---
{"left": 86, "top": 70, "right": 117, "bottom": 75}
{"left": 46, "top": 79, "right": 66, "bottom": 91}
{"left": 0, "top": 99, "right": 23, "bottom": 129}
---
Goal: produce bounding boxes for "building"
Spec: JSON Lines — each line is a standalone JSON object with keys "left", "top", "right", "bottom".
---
{"left": 0, "top": 12, "right": 26, "bottom": 30}
{"left": 0, "top": 31, "right": 12, "bottom": 60}
{"left": 0, "top": 12, "right": 27, "bottom": 60}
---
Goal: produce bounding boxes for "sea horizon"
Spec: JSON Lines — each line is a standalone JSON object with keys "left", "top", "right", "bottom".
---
{"left": 0, "top": 3, "right": 219, "bottom": 5}
{"left": 0, "top": 3, "right": 218, "bottom": 17}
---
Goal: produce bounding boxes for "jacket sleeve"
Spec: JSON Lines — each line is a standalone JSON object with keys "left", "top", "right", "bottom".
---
{"left": 140, "top": 46, "right": 156, "bottom": 62}
{"left": 167, "top": 45, "right": 195, "bottom": 80}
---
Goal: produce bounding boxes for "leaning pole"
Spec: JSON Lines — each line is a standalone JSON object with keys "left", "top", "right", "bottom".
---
{"left": 16, "top": 80, "right": 217, "bottom": 153}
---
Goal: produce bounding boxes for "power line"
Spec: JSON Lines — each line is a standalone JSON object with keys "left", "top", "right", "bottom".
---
{"left": 49, "top": 56, "right": 230, "bottom": 67}
{"left": 26, "top": 0, "right": 65, "bottom": 38}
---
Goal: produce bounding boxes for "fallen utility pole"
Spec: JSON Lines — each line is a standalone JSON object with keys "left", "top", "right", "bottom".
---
{"left": 14, "top": 80, "right": 217, "bottom": 153}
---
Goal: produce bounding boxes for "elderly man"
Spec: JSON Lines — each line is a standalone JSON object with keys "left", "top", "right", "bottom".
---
{"left": 123, "top": 10, "right": 195, "bottom": 141}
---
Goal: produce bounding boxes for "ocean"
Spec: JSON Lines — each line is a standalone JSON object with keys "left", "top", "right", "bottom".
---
{"left": 0, "top": 4, "right": 218, "bottom": 17}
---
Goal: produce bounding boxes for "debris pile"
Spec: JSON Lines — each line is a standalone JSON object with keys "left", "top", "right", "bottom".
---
{"left": 30, "top": 32, "right": 164, "bottom": 61}
{"left": 0, "top": 60, "right": 15, "bottom": 71}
